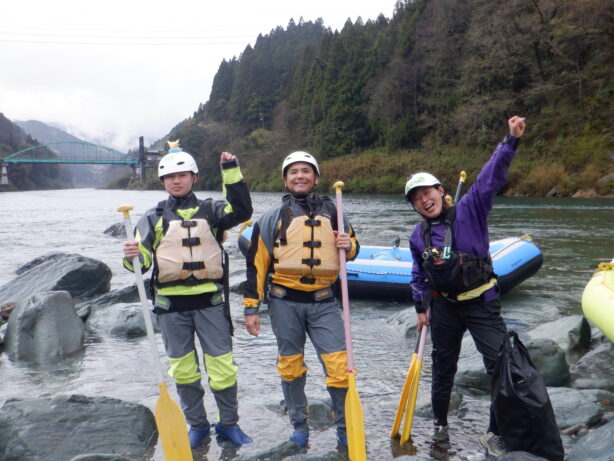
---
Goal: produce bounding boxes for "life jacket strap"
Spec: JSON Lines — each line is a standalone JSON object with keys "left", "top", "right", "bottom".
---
{"left": 302, "top": 258, "right": 321, "bottom": 266}
{"left": 183, "top": 261, "right": 205, "bottom": 271}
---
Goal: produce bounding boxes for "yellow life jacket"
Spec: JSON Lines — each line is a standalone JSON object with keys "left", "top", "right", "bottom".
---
{"left": 156, "top": 210, "right": 223, "bottom": 285}
{"left": 273, "top": 205, "right": 339, "bottom": 278}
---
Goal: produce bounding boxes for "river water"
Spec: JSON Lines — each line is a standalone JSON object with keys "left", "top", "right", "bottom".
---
{"left": 0, "top": 189, "right": 613, "bottom": 461}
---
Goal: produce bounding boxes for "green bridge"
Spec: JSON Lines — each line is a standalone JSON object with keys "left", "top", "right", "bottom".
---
{"left": 1, "top": 139, "right": 159, "bottom": 185}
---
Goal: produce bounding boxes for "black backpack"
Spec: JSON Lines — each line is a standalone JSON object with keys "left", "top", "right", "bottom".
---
{"left": 492, "top": 331, "right": 564, "bottom": 461}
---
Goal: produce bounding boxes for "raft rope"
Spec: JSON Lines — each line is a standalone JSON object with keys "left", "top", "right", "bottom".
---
{"left": 347, "top": 267, "right": 411, "bottom": 277}
{"left": 594, "top": 262, "right": 613, "bottom": 274}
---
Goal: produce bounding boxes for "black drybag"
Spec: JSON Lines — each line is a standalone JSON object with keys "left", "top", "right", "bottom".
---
{"left": 491, "top": 331, "right": 564, "bottom": 461}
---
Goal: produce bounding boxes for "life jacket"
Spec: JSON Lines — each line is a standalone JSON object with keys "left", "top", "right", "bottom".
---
{"left": 273, "top": 194, "right": 340, "bottom": 283}
{"left": 155, "top": 199, "right": 224, "bottom": 287}
{"left": 420, "top": 206, "right": 496, "bottom": 302}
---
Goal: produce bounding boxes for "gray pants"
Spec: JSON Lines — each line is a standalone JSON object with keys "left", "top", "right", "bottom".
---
{"left": 269, "top": 296, "right": 348, "bottom": 432}
{"left": 157, "top": 306, "right": 239, "bottom": 427}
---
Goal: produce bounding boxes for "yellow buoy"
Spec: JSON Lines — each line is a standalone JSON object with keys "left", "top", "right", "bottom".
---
{"left": 582, "top": 259, "right": 614, "bottom": 342}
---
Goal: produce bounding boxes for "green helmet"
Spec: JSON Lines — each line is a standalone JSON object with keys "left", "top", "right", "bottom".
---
{"left": 404, "top": 172, "right": 441, "bottom": 202}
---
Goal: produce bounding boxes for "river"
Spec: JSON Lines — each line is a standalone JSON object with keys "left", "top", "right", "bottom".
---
{"left": 0, "top": 189, "right": 613, "bottom": 460}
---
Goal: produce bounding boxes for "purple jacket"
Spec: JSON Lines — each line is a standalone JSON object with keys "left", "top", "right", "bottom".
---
{"left": 409, "top": 138, "right": 518, "bottom": 312}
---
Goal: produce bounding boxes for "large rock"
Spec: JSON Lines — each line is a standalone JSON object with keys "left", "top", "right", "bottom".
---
{"left": 524, "top": 338, "right": 569, "bottom": 387}
{"left": 0, "top": 253, "right": 112, "bottom": 306}
{"left": 0, "top": 394, "right": 156, "bottom": 461}
{"left": 566, "top": 418, "right": 614, "bottom": 461}
{"left": 103, "top": 222, "right": 126, "bottom": 239}
{"left": 548, "top": 387, "right": 614, "bottom": 429}
{"left": 75, "top": 281, "right": 153, "bottom": 321}
{"left": 456, "top": 334, "right": 569, "bottom": 391}
{"left": 527, "top": 315, "right": 591, "bottom": 357}
{"left": 85, "top": 302, "right": 158, "bottom": 338}
{"left": 3, "top": 291, "right": 85, "bottom": 362}
{"left": 571, "top": 341, "right": 614, "bottom": 391}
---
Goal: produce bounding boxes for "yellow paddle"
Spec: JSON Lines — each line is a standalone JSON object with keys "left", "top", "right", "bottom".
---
{"left": 333, "top": 182, "right": 367, "bottom": 461}
{"left": 118, "top": 205, "right": 193, "bottom": 461}
{"left": 390, "top": 339, "right": 419, "bottom": 437}
{"left": 400, "top": 325, "right": 428, "bottom": 444}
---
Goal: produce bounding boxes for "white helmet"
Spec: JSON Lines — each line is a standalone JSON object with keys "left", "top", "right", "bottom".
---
{"left": 158, "top": 147, "right": 199, "bottom": 178}
{"left": 404, "top": 172, "right": 441, "bottom": 202}
{"left": 281, "top": 151, "right": 320, "bottom": 177}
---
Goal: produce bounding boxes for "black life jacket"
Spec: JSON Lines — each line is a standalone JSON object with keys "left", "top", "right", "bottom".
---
{"left": 420, "top": 206, "right": 495, "bottom": 301}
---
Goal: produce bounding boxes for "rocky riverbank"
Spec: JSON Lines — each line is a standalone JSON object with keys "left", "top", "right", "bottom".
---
{"left": 1, "top": 251, "right": 613, "bottom": 460}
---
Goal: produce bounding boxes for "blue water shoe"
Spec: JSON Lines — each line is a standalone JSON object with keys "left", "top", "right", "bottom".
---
{"left": 336, "top": 428, "right": 348, "bottom": 448}
{"left": 288, "top": 429, "right": 309, "bottom": 448}
{"left": 188, "top": 421, "right": 211, "bottom": 448}
{"left": 215, "top": 422, "right": 253, "bottom": 445}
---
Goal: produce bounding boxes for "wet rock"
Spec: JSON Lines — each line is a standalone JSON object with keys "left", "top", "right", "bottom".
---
{"left": 456, "top": 334, "right": 569, "bottom": 391}
{"left": 277, "top": 397, "right": 336, "bottom": 429}
{"left": 283, "top": 452, "right": 347, "bottom": 460}
{"left": 493, "top": 453, "right": 550, "bottom": 460}
{"left": 85, "top": 302, "right": 158, "bottom": 338}
{"left": 393, "top": 456, "right": 437, "bottom": 461}
{"left": 75, "top": 281, "right": 152, "bottom": 320}
{"left": 0, "top": 394, "right": 156, "bottom": 461}
{"left": 571, "top": 341, "right": 614, "bottom": 391}
{"left": 566, "top": 418, "right": 614, "bottom": 461}
{"left": 70, "top": 456, "right": 135, "bottom": 461}
{"left": 455, "top": 341, "right": 491, "bottom": 394}
{"left": 524, "top": 338, "right": 569, "bottom": 387}
{"left": 386, "top": 308, "right": 418, "bottom": 338}
{"left": 527, "top": 315, "right": 591, "bottom": 357}
{"left": 103, "top": 222, "right": 126, "bottom": 238}
{"left": 0, "top": 252, "right": 112, "bottom": 306}
{"left": 548, "top": 387, "right": 614, "bottom": 429}
{"left": 306, "top": 398, "right": 335, "bottom": 429}
{"left": 231, "top": 279, "right": 247, "bottom": 294}
{"left": 415, "top": 388, "right": 465, "bottom": 419}
{"left": 230, "top": 441, "right": 303, "bottom": 460}
{"left": 3, "top": 291, "right": 85, "bottom": 363}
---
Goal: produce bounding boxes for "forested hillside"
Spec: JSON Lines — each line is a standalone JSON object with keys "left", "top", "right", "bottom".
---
{"left": 0, "top": 114, "right": 73, "bottom": 191}
{"left": 160, "top": 0, "right": 614, "bottom": 196}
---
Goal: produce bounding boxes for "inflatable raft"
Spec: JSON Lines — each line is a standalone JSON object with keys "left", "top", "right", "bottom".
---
{"left": 582, "top": 259, "right": 614, "bottom": 342}
{"left": 344, "top": 236, "right": 543, "bottom": 299}
{"left": 238, "top": 225, "right": 543, "bottom": 300}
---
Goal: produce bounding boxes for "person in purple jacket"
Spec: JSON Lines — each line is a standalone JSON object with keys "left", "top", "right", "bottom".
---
{"left": 405, "top": 115, "right": 526, "bottom": 457}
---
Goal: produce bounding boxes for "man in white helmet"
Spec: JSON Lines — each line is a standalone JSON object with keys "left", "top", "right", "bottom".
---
{"left": 406, "top": 116, "right": 534, "bottom": 456}
{"left": 122, "top": 141, "right": 253, "bottom": 449}
{"left": 243, "top": 151, "right": 359, "bottom": 449}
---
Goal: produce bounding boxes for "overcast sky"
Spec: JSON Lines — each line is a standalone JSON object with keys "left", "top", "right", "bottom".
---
{"left": 0, "top": 0, "right": 392, "bottom": 152}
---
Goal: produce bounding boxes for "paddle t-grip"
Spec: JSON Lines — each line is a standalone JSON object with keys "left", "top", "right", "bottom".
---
{"left": 117, "top": 204, "right": 134, "bottom": 220}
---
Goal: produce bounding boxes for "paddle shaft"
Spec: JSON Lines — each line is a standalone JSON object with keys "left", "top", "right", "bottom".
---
{"left": 119, "top": 207, "right": 165, "bottom": 383}
{"left": 334, "top": 183, "right": 356, "bottom": 371}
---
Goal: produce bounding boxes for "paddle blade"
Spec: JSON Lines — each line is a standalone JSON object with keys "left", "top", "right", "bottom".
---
{"left": 400, "top": 359, "right": 423, "bottom": 444}
{"left": 345, "top": 372, "right": 366, "bottom": 461}
{"left": 390, "top": 352, "right": 418, "bottom": 438}
{"left": 155, "top": 381, "right": 193, "bottom": 461}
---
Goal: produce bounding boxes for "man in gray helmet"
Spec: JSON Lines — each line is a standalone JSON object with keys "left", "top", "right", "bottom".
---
{"left": 122, "top": 141, "right": 253, "bottom": 449}
{"left": 243, "top": 151, "right": 360, "bottom": 449}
